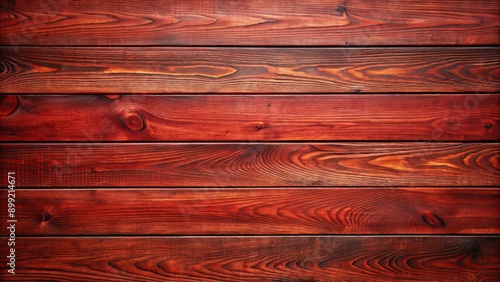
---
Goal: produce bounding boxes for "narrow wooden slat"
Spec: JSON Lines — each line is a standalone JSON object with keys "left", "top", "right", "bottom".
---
{"left": 0, "top": 237, "right": 498, "bottom": 281}
{"left": 2, "top": 188, "right": 498, "bottom": 235}
{"left": 1, "top": 0, "right": 498, "bottom": 46}
{"left": 1, "top": 47, "right": 498, "bottom": 93}
{"left": 1, "top": 143, "right": 497, "bottom": 187}
{"left": 1, "top": 94, "right": 498, "bottom": 141}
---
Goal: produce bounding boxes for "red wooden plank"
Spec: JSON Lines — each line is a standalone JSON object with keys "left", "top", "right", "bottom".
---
{"left": 1, "top": 143, "right": 498, "bottom": 187}
{"left": 0, "top": 236, "right": 498, "bottom": 281}
{"left": 1, "top": 47, "right": 498, "bottom": 93}
{"left": 1, "top": 94, "right": 498, "bottom": 141}
{"left": 2, "top": 188, "right": 498, "bottom": 235}
{"left": 1, "top": 0, "right": 498, "bottom": 46}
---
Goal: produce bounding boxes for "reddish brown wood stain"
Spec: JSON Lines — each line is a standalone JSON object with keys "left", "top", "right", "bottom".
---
{"left": 0, "top": 0, "right": 499, "bottom": 281}
{"left": 1, "top": 237, "right": 499, "bottom": 281}
{"left": 1, "top": 188, "right": 498, "bottom": 235}
{"left": 0, "top": 47, "right": 498, "bottom": 93}
{"left": 1, "top": 143, "right": 498, "bottom": 187}
{"left": 1, "top": 0, "right": 498, "bottom": 45}
{"left": 1, "top": 95, "right": 498, "bottom": 141}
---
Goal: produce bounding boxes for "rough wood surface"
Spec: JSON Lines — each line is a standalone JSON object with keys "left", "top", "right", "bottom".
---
{"left": 1, "top": 94, "right": 498, "bottom": 141}
{"left": 1, "top": 143, "right": 498, "bottom": 187}
{"left": 1, "top": 0, "right": 498, "bottom": 280}
{"left": 1, "top": 47, "right": 499, "bottom": 93}
{"left": 2, "top": 188, "right": 498, "bottom": 235}
{"left": 0, "top": 236, "right": 498, "bottom": 281}
{"left": 1, "top": 0, "right": 498, "bottom": 46}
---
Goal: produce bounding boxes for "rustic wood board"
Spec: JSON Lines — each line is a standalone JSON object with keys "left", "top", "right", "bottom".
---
{"left": 2, "top": 188, "right": 498, "bottom": 235}
{"left": 1, "top": 0, "right": 499, "bottom": 280}
{"left": 1, "top": 94, "right": 498, "bottom": 141}
{"left": 1, "top": 0, "right": 498, "bottom": 46}
{"left": 1, "top": 47, "right": 498, "bottom": 93}
{"left": 1, "top": 143, "right": 498, "bottom": 187}
{"left": 0, "top": 236, "right": 498, "bottom": 281}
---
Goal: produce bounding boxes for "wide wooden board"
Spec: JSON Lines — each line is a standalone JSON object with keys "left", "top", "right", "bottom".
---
{"left": 1, "top": 143, "right": 498, "bottom": 187}
{"left": 2, "top": 188, "right": 498, "bottom": 235}
{"left": 1, "top": 94, "right": 498, "bottom": 141}
{"left": 0, "top": 236, "right": 498, "bottom": 281}
{"left": 1, "top": 0, "right": 498, "bottom": 46}
{"left": 1, "top": 47, "right": 499, "bottom": 93}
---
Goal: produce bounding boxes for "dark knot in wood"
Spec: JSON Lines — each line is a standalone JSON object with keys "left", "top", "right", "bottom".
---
{"left": 0, "top": 95, "right": 19, "bottom": 117}
{"left": 125, "top": 113, "right": 144, "bottom": 131}
{"left": 422, "top": 212, "right": 445, "bottom": 228}
{"left": 42, "top": 212, "right": 52, "bottom": 222}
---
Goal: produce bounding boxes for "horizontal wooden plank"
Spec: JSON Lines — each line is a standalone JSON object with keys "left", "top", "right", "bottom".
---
{"left": 1, "top": 94, "right": 498, "bottom": 141}
{"left": 1, "top": 0, "right": 498, "bottom": 46}
{"left": 0, "top": 236, "right": 497, "bottom": 281}
{"left": 2, "top": 188, "right": 498, "bottom": 235}
{"left": 1, "top": 47, "right": 498, "bottom": 93}
{"left": 1, "top": 143, "right": 498, "bottom": 187}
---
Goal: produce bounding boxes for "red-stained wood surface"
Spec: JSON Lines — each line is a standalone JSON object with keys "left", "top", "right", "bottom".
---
{"left": 1, "top": 0, "right": 498, "bottom": 46}
{"left": 1, "top": 188, "right": 498, "bottom": 235}
{"left": 1, "top": 94, "right": 498, "bottom": 141}
{"left": 1, "top": 47, "right": 499, "bottom": 93}
{"left": 0, "top": 236, "right": 498, "bottom": 281}
{"left": 1, "top": 143, "right": 498, "bottom": 187}
{"left": 1, "top": 0, "right": 499, "bottom": 280}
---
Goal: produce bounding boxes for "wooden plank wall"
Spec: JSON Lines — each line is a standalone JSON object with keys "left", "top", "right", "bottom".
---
{"left": 0, "top": 0, "right": 499, "bottom": 281}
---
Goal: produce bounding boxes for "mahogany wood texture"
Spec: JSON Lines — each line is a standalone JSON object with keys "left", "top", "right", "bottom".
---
{"left": 1, "top": 143, "right": 498, "bottom": 187}
{"left": 2, "top": 188, "right": 498, "bottom": 235}
{"left": 0, "top": 236, "right": 498, "bottom": 281}
{"left": 1, "top": 0, "right": 499, "bottom": 46}
{"left": 1, "top": 0, "right": 499, "bottom": 280}
{"left": 1, "top": 47, "right": 499, "bottom": 93}
{"left": 1, "top": 94, "right": 498, "bottom": 141}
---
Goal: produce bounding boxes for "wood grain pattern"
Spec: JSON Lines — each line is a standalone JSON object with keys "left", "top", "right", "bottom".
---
{"left": 1, "top": 94, "right": 498, "bottom": 141}
{"left": 1, "top": 143, "right": 498, "bottom": 187}
{"left": 0, "top": 0, "right": 498, "bottom": 281}
{"left": 2, "top": 188, "right": 498, "bottom": 235}
{"left": 1, "top": 47, "right": 499, "bottom": 93}
{"left": 0, "top": 236, "right": 498, "bottom": 281}
{"left": 1, "top": 0, "right": 498, "bottom": 46}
